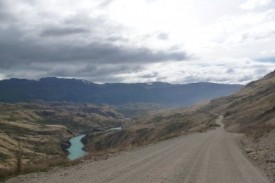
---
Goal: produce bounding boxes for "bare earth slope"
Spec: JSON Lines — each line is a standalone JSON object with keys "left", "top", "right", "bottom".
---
{"left": 6, "top": 116, "right": 270, "bottom": 183}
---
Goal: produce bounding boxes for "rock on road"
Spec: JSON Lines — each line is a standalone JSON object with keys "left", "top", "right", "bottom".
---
{"left": 6, "top": 116, "right": 270, "bottom": 183}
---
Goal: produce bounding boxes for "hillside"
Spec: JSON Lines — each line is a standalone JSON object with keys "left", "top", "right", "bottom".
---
{"left": 205, "top": 70, "right": 275, "bottom": 181}
{"left": 208, "top": 70, "right": 275, "bottom": 133}
{"left": 0, "top": 103, "right": 124, "bottom": 172}
{"left": 83, "top": 105, "right": 216, "bottom": 155}
{"left": 0, "top": 77, "right": 241, "bottom": 106}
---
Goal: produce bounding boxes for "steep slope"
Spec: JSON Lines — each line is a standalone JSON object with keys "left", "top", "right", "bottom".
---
{"left": 0, "top": 77, "right": 241, "bottom": 105}
{"left": 205, "top": 70, "right": 275, "bottom": 181}
{"left": 208, "top": 70, "right": 275, "bottom": 132}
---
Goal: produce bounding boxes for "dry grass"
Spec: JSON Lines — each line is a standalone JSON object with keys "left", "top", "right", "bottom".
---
{"left": 205, "top": 70, "right": 275, "bottom": 134}
{"left": 241, "top": 124, "right": 275, "bottom": 140}
{"left": 84, "top": 108, "right": 216, "bottom": 155}
{"left": 0, "top": 102, "right": 126, "bottom": 170}
{"left": 0, "top": 157, "right": 71, "bottom": 181}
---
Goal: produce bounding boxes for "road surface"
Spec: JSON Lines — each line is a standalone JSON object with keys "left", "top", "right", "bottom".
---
{"left": 7, "top": 116, "right": 270, "bottom": 183}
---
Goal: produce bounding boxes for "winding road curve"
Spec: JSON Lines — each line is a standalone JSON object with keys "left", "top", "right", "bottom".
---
{"left": 7, "top": 116, "right": 270, "bottom": 183}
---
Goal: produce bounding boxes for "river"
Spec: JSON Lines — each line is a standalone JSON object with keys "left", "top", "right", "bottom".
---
{"left": 67, "top": 126, "right": 122, "bottom": 160}
{"left": 67, "top": 134, "right": 88, "bottom": 160}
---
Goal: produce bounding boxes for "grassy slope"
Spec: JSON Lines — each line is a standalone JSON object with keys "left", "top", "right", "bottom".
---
{"left": 207, "top": 70, "right": 275, "bottom": 136}
{"left": 84, "top": 105, "right": 216, "bottom": 154}
{"left": 0, "top": 103, "right": 125, "bottom": 170}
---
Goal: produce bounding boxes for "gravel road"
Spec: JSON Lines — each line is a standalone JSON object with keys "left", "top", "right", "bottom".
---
{"left": 6, "top": 116, "right": 270, "bottom": 183}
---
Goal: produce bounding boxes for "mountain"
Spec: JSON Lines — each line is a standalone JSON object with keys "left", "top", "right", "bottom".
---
{"left": 0, "top": 77, "right": 241, "bottom": 106}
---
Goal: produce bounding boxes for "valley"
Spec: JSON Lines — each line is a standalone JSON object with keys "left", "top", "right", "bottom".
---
{"left": 0, "top": 102, "right": 124, "bottom": 173}
{"left": 0, "top": 71, "right": 275, "bottom": 182}
{"left": 6, "top": 116, "right": 270, "bottom": 183}
{"left": 1, "top": 1, "right": 275, "bottom": 182}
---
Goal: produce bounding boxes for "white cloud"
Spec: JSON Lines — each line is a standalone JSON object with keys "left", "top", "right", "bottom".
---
{"left": 240, "top": 0, "right": 272, "bottom": 10}
{"left": 115, "top": 58, "right": 275, "bottom": 84}
{"left": 196, "top": 8, "right": 275, "bottom": 61}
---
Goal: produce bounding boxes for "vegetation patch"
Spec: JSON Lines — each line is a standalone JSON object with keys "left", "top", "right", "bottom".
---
{"left": 241, "top": 124, "right": 275, "bottom": 140}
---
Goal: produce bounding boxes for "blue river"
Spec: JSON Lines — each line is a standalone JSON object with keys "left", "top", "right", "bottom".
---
{"left": 67, "top": 134, "right": 88, "bottom": 160}
{"left": 67, "top": 127, "right": 122, "bottom": 160}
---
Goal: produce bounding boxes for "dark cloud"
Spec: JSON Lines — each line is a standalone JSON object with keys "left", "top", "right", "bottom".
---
{"left": 0, "top": 21, "right": 188, "bottom": 68}
{"left": 0, "top": 0, "right": 189, "bottom": 82}
{"left": 41, "top": 27, "right": 90, "bottom": 37}
{"left": 140, "top": 72, "right": 159, "bottom": 79}
{"left": 47, "top": 63, "right": 143, "bottom": 78}
{"left": 0, "top": 37, "right": 187, "bottom": 67}
{"left": 0, "top": 1, "right": 16, "bottom": 23}
{"left": 0, "top": 10, "right": 12, "bottom": 22}
{"left": 62, "top": 14, "right": 126, "bottom": 41}
{"left": 106, "top": 36, "right": 128, "bottom": 42}
{"left": 0, "top": 22, "right": 188, "bottom": 82}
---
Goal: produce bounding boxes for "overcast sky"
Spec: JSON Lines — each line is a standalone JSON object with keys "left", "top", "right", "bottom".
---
{"left": 0, "top": 0, "right": 275, "bottom": 84}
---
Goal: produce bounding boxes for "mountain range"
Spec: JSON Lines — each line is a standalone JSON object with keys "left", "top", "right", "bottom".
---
{"left": 0, "top": 77, "right": 241, "bottom": 105}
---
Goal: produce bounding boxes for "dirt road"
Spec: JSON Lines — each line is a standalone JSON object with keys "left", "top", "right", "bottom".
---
{"left": 6, "top": 116, "right": 270, "bottom": 183}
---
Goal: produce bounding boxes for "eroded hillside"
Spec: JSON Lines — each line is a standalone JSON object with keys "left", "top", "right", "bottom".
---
{"left": 0, "top": 103, "right": 124, "bottom": 171}
{"left": 83, "top": 105, "right": 216, "bottom": 155}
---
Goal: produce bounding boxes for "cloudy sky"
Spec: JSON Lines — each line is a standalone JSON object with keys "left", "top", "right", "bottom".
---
{"left": 0, "top": 0, "right": 275, "bottom": 84}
